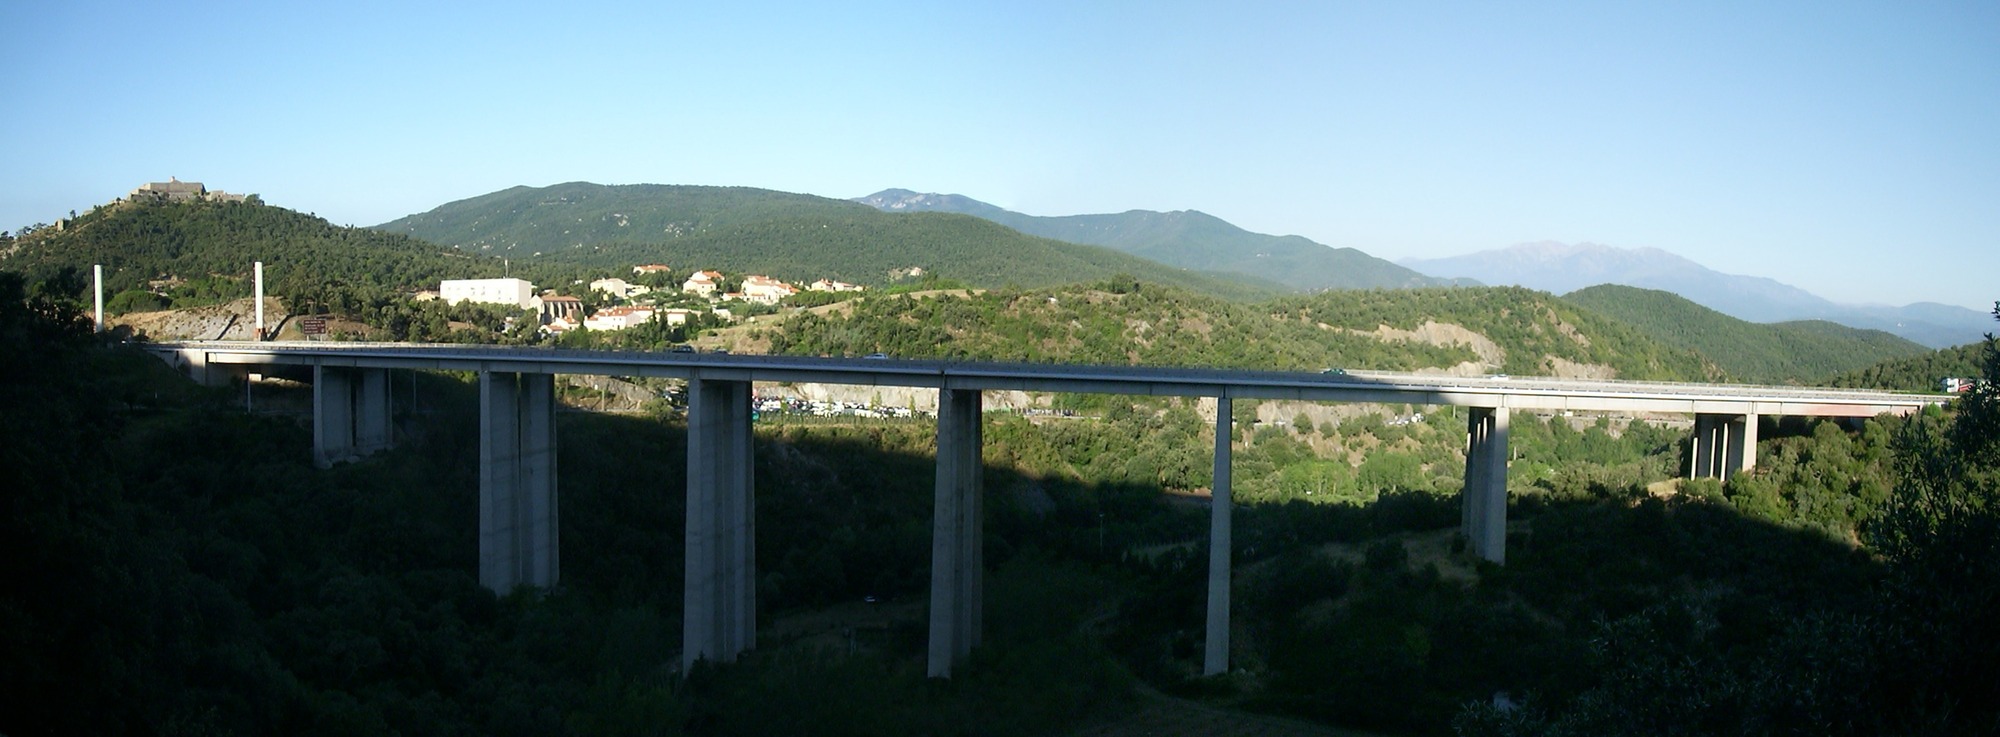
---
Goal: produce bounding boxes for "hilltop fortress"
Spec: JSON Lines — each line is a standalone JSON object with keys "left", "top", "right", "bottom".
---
{"left": 127, "top": 177, "right": 247, "bottom": 204}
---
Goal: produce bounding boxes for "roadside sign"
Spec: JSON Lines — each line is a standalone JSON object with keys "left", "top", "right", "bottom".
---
{"left": 300, "top": 317, "right": 329, "bottom": 336}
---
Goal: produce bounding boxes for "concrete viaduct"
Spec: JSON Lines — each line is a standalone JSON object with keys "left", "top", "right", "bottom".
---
{"left": 148, "top": 342, "right": 1943, "bottom": 679}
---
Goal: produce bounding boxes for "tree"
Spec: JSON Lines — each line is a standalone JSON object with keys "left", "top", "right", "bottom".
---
{"left": 1862, "top": 301, "right": 2000, "bottom": 731}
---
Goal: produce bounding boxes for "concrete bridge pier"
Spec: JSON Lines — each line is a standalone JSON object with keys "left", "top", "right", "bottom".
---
{"left": 684, "top": 377, "right": 756, "bottom": 668}
{"left": 1689, "top": 412, "right": 1758, "bottom": 481}
{"left": 313, "top": 365, "right": 393, "bottom": 468}
{"left": 1204, "top": 396, "right": 1235, "bottom": 676}
{"left": 1462, "top": 406, "right": 1511, "bottom": 564}
{"left": 928, "top": 388, "right": 985, "bottom": 678}
{"left": 479, "top": 371, "right": 559, "bottom": 595}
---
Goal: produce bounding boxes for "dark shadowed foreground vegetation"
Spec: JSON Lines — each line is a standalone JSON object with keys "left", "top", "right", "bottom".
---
{"left": 3, "top": 271, "right": 1995, "bottom": 736}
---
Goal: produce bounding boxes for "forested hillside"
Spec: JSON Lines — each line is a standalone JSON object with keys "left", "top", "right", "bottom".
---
{"left": 1275, "top": 287, "right": 1716, "bottom": 380}
{"left": 1564, "top": 284, "right": 1928, "bottom": 383}
{"left": 1825, "top": 336, "right": 1990, "bottom": 392}
{"left": 854, "top": 189, "right": 1460, "bottom": 291}
{"left": 376, "top": 183, "right": 1282, "bottom": 300}
{"left": 762, "top": 282, "right": 1714, "bottom": 381}
{"left": 1, "top": 198, "right": 499, "bottom": 317}
{"left": 764, "top": 280, "right": 1470, "bottom": 370}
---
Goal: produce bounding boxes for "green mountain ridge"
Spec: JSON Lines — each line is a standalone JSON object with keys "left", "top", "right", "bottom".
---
{"left": 854, "top": 188, "right": 1466, "bottom": 291}
{"left": 1562, "top": 284, "right": 1929, "bottom": 384}
{"left": 375, "top": 182, "right": 1285, "bottom": 300}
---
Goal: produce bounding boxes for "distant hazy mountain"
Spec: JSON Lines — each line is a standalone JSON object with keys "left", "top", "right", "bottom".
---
{"left": 855, "top": 189, "right": 1465, "bottom": 292}
{"left": 1403, "top": 241, "right": 1989, "bottom": 348}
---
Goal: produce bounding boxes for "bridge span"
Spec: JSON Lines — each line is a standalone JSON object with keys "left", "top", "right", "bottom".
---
{"left": 147, "top": 341, "right": 1944, "bottom": 678}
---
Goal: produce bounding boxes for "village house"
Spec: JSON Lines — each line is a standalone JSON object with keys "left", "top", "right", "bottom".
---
{"left": 809, "top": 278, "right": 865, "bottom": 292}
{"left": 583, "top": 305, "right": 657, "bottom": 331}
{"left": 589, "top": 277, "right": 642, "bottom": 299}
{"left": 682, "top": 270, "right": 723, "bottom": 296}
{"left": 542, "top": 314, "right": 581, "bottom": 334}
{"left": 658, "top": 308, "right": 700, "bottom": 327}
{"left": 741, "top": 275, "right": 798, "bottom": 305}
{"left": 632, "top": 264, "right": 672, "bottom": 276}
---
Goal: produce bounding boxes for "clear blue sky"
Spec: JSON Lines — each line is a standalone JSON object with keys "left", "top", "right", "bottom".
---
{"left": 4, "top": 1, "right": 1995, "bottom": 310}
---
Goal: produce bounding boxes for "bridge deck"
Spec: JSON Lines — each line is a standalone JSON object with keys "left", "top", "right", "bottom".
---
{"left": 156, "top": 341, "right": 1945, "bottom": 417}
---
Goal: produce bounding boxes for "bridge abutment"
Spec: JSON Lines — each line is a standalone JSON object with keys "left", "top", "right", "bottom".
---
{"left": 313, "top": 366, "right": 393, "bottom": 468}
{"left": 479, "top": 371, "right": 559, "bottom": 595}
{"left": 1462, "top": 406, "right": 1510, "bottom": 564}
{"left": 928, "top": 388, "right": 985, "bottom": 678}
{"left": 684, "top": 377, "right": 756, "bottom": 668}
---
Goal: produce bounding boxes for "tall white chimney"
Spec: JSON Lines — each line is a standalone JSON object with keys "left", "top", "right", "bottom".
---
{"left": 93, "top": 264, "right": 104, "bottom": 333}
{"left": 254, "top": 261, "right": 265, "bottom": 341}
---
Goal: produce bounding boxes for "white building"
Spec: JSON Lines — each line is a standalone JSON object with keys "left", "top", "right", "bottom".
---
{"left": 583, "top": 305, "right": 657, "bottom": 331}
{"left": 683, "top": 270, "right": 723, "bottom": 296}
{"left": 809, "top": 278, "right": 865, "bottom": 292}
{"left": 741, "top": 275, "right": 798, "bottom": 305}
{"left": 440, "top": 278, "right": 538, "bottom": 309}
{"left": 590, "top": 277, "right": 643, "bottom": 299}
{"left": 543, "top": 314, "right": 581, "bottom": 334}
{"left": 658, "top": 308, "right": 700, "bottom": 327}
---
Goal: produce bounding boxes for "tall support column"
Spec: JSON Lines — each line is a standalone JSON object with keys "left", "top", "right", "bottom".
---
{"left": 356, "top": 368, "right": 394, "bottom": 455}
{"left": 1690, "top": 414, "right": 1720, "bottom": 479}
{"left": 480, "top": 372, "right": 559, "bottom": 595}
{"left": 928, "top": 388, "right": 985, "bottom": 678}
{"left": 684, "top": 377, "right": 756, "bottom": 669}
{"left": 314, "top": 366, "right": 395, "bottom": 467}
{"left": 1462, "top": 409, "right": 1488, "bottom": 542}
{"left": 1462, "top": 407, "right": 1510, "bottom": 564}
{"left": 1733, "top": 413, "right": 1759, "bottom": 476}
{"left": 1204, "top": 395, "right": 1234, "bottom": 676}
{"left": 313, "top": 365, "right": 355, "bottom": 468}
{"left": 1691, "top": 412, "right": 1757, "bottom": 481}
